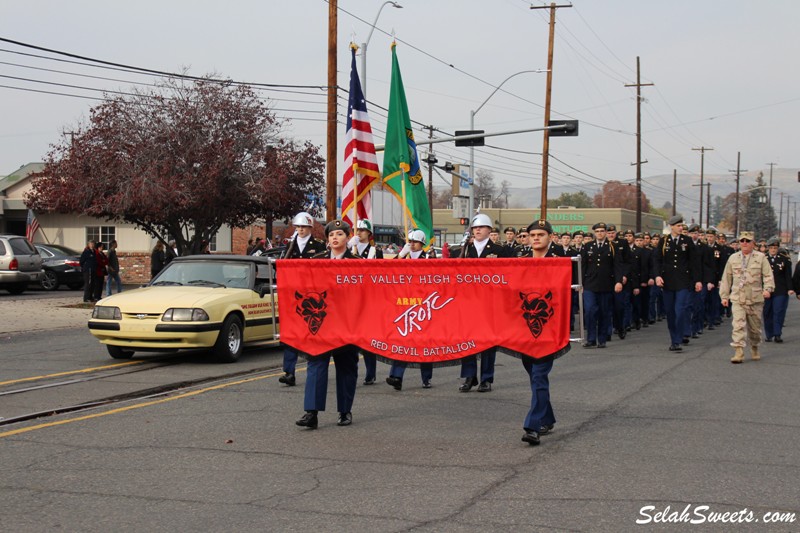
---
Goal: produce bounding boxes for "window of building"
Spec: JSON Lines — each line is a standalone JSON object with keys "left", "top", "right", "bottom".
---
{"left": 86, "top": 226, "right": 116, "bottom": 246}
{"left": 208, "top": 233, "right": 217, "bottom": 252}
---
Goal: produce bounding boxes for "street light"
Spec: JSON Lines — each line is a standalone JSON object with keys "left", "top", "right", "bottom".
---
{"left": 468, "top": 69, "right": 546, "bottom": 215}
{"left": 361, "top": 1, "right": 402, "bottom": 99}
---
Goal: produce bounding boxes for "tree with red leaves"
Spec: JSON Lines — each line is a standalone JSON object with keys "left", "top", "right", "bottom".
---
{"left": 593, "top": 180, "right": 652, "bottom": 212}
{"left": 26, "top": 77, "right": 324, "bottom": 255}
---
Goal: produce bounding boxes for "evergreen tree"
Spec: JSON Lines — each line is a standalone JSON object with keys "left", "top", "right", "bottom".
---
{"left": 743, "top": 173, "right": 778, "bottom": 239}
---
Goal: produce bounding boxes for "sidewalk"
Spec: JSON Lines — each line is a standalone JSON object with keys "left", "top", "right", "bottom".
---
{"left": 0, "top": 295, "right": 93, "bottom": 335}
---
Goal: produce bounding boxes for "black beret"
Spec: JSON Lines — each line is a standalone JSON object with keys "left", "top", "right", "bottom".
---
{"left": 668, "top": 215, "right": 683, "bottom": 226}
{"left": 526, "top": 219, "right": 553, "bottom": 234}
{"left": 324, "top": 219, "right": 351, "bottom": 236}
{"left": 592, "top": 222, "right": 607, "bottom": 230}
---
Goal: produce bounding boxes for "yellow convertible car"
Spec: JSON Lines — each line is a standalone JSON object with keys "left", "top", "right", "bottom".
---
{"left": 88, "top": 255, "right": 278, "bottom": 362}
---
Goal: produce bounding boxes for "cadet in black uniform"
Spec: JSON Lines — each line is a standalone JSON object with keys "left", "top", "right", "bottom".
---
{"left": 296, "top": 220, "right": 360, "bottom": 429}
{"left": 350, "top": 219, "right": 383, "bottom": 385}
{"left": 502, "top": 227, "right": 518, "bottom": 254}
{"left": 704, "top": 228, "right": 724, "bottom": 329}
{"left": 629, "top": 232, "right": 650, "bottom": 329}
{"left": 763, "top": 237, "right": 794, "bottom": 342}
{"left": 688, "top": 224, "right": 713, "bottom": 338}
{"left": 459, "top": 213, "right": 512, "bottom": 392}
{"left": 607, "top": 224, "right": 631, "bottom": 339}
{"left": 580, "top": 223, "right": 624, "bottom": 348}
{"left": 520, "top": 220, "right": 559, "bottom": 446}
{"left": 386, "top": 229, "right": 436, "bottom": 390}
{"left": 653, "top": 215, "right": 702, "bottom": 351}
{"left": 279, "top": 212, "right": 327, "bottom": 386}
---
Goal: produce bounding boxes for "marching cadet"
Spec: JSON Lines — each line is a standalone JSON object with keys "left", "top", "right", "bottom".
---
{"left": 515, "top": 228, "right": 532, "bottom": 257}
{"left": 350, "top": 219, "right": 383, "bottom": 385}
{"left": 653, "top": 216, "right": 702, "bottom": 352}
{"left": 630, "top": 232, "right": 651, "bottom": 329}
{"left": 502, "top": 227, "right": 518, "bottom": 253}
{"left": 279, "top": 212, "right": 327, "bottom": 387}
{"left": 688, "top": 224, "right": 714, "bottom": 338}
{"left": 386, "top": 229, "right": 435, "bottom": 390}
{"left": 580, "top": 223, "right": 624, "bottom": 349}
{"left": 520, "top": 220, "right": 559, "bottom": 446}
{"left": 719, "top": 231, "right": 775, "bottom": 364}
{"left": 296, "top": 220, "right": 360, "bottom": 429}
{"left": 556, "top": 232, "right": 580, "bottom": 331}
{"left": 704, "top": 228, "right": 725, "bottom": 329}
{"left": 716, "top": 233, "right": 735, "bottom": 319}
{"left": 459, "top": 213, "right": 512, "bottom": 392}
{"left": 489, "top": 227, "right": 500, "bottom": 243}
{"left": 763, "top": 237, "right": 794, "bottom": 343}
{"left": 648, "top": 233, "right": 665, "bottom": 324}
{"left": 572, "top": 230, "right": 585, "bottom": 252}
{"left": 606, "top": 224, "right": 631, "bottom": 339}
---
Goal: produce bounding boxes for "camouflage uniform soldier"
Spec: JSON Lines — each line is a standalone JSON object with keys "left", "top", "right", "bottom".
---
{"left": 719, "top": 231, "right": 775, "bottom": 364}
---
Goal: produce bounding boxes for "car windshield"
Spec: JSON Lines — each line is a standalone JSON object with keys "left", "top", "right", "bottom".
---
{"left": 152, "top": 261, "right": 251, "bottom": 289}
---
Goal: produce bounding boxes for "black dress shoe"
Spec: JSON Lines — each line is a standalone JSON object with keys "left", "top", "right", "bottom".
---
{"left": 642, "top": 322, "right": 649, "bottom": 328}
{"left": 459, "top": 376, "right": 478, "bottom": 392}
{"left": 583, "top": 341, "right": 597, "bottom": 348}
{"left": 668, "top": 344, "right": 683, "bottom": 351}
{"left": 618, "top": 329, "right": 626, "bottom": 339}
{"left": 337, "top": 412, "right": 352, "bottom": 426}
{"left": 279, "top": 373, "right": 296, "bottom": 386}
{"left": 691, "top": 333, "right": 699, "bottom": 339}
{"left": 597, "top": 342, "right": 607, "bottom": 349}
{"left": 765, "top": 337, "right": 773, "bottom": 342}
{"left": 296, "top": 411, "right": 318, "bottom": 429}
{"left": 477, "top": 381, "right": 492, "bottom": 392}
{"left": 422, "top": 380, "right": 432, "bottom": 389}
{"left": 521, "top": 430, "right": 540, "bottom": 446}
{"left": 635, "top": 321, "right": 641, "bottom": 330}
{"left": 385, "top": 376, "right": 403, "bottom": 391}
{"left": 649, "top": 320, "right": 656, "bottom": 325}
{"left": 707, "top": 325, "right": 715, "bottom": 330}
{"left": 539, "top": 424, "right": 554, "bottom": 435}
{"left": 682, "top": 337, "right": 690, "bottom": 345}
{"left": 363, "top": 377, "right": 376, "bottom": 385}
{"left": 774, "top": 336, "right": 783, "bottom": 343}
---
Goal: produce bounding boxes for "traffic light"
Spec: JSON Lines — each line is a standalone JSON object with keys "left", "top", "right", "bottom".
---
{"left": 459, "top": 218, "right": 469, "bottom": 226}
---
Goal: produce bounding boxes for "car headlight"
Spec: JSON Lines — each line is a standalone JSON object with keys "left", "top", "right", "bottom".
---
{"left": 162, "top": 308, "right": 210, "bottom": 321}
{"left": 92, "top": 306, "right": 122, "bottom": 320}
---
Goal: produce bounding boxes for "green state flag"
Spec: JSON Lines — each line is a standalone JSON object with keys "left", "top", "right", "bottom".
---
{"left": 382, "top": 43, "right": 433, "bottom": 246}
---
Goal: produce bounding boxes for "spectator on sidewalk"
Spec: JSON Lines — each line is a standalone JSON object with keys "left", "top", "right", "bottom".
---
{"left": 105, "top": 240, "right": 122, "bottom": 296}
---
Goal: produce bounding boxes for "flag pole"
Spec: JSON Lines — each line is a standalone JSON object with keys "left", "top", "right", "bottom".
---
{"left": 401, "top": 169, "right": 409, "bottom": 241}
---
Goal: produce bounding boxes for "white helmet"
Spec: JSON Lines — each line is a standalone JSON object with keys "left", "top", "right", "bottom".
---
{"left": 471, "top": 213, "right": 492, "bottom": 229}
{"left": 291, "top": 212, "right": 314, "bottom": 227}
{"left": 408, "top": 229, "right": 427, "bottom": 243}
{"left": 356, "top": 219, "right": 373, "bottom": 233}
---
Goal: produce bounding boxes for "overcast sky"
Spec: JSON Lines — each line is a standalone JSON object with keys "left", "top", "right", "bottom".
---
{"left": 2, "top": 0, "right": 799, "bottom": 219}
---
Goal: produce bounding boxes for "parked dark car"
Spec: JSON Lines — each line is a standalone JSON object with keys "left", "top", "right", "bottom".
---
{"left": 34, "top": 243, "right": 83, "bottom": 291}
{"left": 0, "top": 234, "right": 43, "bottom": 295}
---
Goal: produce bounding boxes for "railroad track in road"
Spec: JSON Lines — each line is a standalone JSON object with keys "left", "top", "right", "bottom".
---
{"left": 0, "top": 355, "right": 291, "bottom": 429}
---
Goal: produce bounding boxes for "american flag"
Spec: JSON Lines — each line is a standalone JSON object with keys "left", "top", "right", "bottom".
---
{"left": 341, "top": 45, "right": 380, "bottom": 227}
{"left": 26, "top": 209, "right": 40, "bottom": 242}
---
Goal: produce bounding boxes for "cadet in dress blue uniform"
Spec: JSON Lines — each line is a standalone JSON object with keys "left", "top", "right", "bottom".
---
{"left": 763, "top": 237, "right": 795, "bottom": 342}
{"left": 653, "top": 215, "right": 702, "bottom": 351}
{"left": 502, "top": 227, "right": 519, "bottom": 255}
{"left": 606, "top": 224, "right": 631, "bottom": 339}
{"left": 350, "top": 219, "right": 383, "bottom": 385}
{"left": 296, "top": 220, "right": 360, "bottom": 429}
{"left": 629, "top": 232, "right": 650, "bottom": 329}
{"left": 703, "top": 228, "right": 725, "bottom": 330}
{"left": 520, "top": 220, "right": 559, "bottom": 446}
{"left": 688, "top": 224, "right": 715, "bottom": 338}
{"left": 717, "top": 233, "right": 735, "bottom": 319}
{"left": 459, "top": 213, "right": 512, "bottom": 392}
{"left": 385, "top": 229, "right": 435, "bottom": 390}
{"left": 279, "top": 212, "right": 327, "bottom": 386}
{"left": 580, "top": 223, "right": 624, "bottom": 348}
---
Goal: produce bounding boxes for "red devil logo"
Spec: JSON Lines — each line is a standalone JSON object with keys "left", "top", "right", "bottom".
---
{"left": 519, "top": 291, "right": 554, "bottom": 338}
{"left": 296, "top": 291, "right": 328, "bottom": 335}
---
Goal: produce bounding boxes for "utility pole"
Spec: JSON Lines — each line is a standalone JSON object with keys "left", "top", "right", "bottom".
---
{"left": 325, "top": 0, "right": 338, "bottom": 222}
{"left": 625, "top": 56, "right": 653, "bottom": 232}
{"left": 531, "top": 2, "right": 571, "bottom": 219}
{"left": 729, "top": 152, "right": 747, "bottom": 236}
{"left": 706, "top": 183, "right": 711, "bottom": 228}
{"left": 672, "top": 169, "right": 677, "bottom": 217}
{"left": 692, "top": 147, "right": 713, "bottom": 228}
{"left": 778, "top": 191, "right": 784, "bottom": 242}
{"left": 765, "top": 162, "right": 776, "bottom": 211}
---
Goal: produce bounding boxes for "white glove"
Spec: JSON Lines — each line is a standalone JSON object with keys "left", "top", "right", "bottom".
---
{"left": 398, "top": 243, "right": 412, "bottom": 258}
{"left": 347, "top": 236, "right": 359, "bottom": 249}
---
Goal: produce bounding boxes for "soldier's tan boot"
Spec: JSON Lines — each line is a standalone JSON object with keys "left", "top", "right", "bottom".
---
{"left": 730, "top": 347, "right": 744, "bottom": 364}
{"left": 751, "top": 345, "right": 761, "bottom": 361}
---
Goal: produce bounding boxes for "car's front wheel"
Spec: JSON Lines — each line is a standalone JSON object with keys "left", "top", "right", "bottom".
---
{"left": 214, "top": 314, "right": 243, "bottom": 363}
{"left": 41, "top": 270, "right": 60, "bottom": 291}
{"left": 107, "top": 345, "right": 134, "bottom": 359}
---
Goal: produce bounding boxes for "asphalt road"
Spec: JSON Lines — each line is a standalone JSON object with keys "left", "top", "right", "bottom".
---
{"left": 2, "top": 300, "right": 800, "bottom": 532}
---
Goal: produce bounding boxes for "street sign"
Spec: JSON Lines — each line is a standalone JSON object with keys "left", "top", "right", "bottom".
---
{"left": 454, "top": 130, "right": 485, "bottom": 147}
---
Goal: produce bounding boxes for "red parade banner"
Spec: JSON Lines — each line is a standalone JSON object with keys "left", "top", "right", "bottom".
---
{"left": 277, "top": 258, "right": 572, "bottom": 364}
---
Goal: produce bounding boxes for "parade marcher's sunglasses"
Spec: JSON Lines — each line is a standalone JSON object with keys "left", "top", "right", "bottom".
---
{"left": 739, "top": 239, "right": 752, "bottom": 243}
